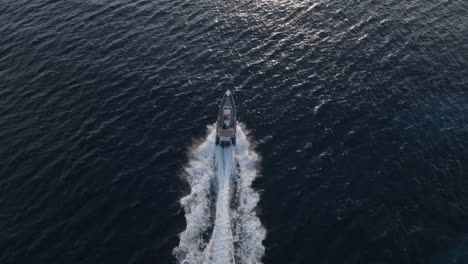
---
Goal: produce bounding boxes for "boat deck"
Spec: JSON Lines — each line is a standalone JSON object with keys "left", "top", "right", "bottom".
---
{"left": 217, "top": 96, "right": 235, "bottom": 138}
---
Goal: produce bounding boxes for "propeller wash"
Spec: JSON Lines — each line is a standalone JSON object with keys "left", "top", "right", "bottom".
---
{"left": 173, "top": 124, "right": 266, "bottom": 264}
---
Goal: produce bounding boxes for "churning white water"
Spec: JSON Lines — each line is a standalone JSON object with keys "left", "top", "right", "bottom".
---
{"left": 173, "top": 124, "right": 266, "bottom": 264}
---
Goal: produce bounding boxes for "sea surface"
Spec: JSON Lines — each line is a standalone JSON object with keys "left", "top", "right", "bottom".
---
{"left": 1, "top": 0, "right": 468, "bottom": 263}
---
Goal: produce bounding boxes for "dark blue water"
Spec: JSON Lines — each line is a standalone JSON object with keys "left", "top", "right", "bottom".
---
{"left": 1, "top": 0, "right": 467, "bottom": 263}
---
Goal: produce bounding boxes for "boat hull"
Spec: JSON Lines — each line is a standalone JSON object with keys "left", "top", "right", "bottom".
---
{"left": 216, "top": 90, "right": 236, "bottom": 147}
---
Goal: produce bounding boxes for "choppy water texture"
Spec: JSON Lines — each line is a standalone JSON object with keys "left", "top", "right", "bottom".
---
{"left": 0, "top": 0, "right": 467, "bottom": 263}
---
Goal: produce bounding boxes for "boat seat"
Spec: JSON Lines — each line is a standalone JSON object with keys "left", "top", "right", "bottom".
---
{"left": 218, "top": 127, "right": 235, "bottom": 137}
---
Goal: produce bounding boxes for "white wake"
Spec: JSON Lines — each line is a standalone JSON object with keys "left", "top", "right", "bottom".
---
{"left": 173, "top": 124, "right": 266, "bottom": 264}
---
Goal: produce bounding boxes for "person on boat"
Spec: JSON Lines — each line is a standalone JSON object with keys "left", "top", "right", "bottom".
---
{"left": 221, "top": 114, "right": 229, "bottom": 129}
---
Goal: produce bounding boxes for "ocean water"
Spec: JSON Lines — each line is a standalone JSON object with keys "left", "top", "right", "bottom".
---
{"left": 0, "top": 0, "right": 467, "bottom": 263}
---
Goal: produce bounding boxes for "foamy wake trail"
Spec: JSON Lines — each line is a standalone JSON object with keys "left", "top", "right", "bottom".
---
{"left": 173, "top": 124, "right": 266, "bottom": 264}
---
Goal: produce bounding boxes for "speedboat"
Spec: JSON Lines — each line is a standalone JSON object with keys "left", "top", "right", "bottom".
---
{"left": 216, "top": 90, "right": 236, "bottom": 147}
